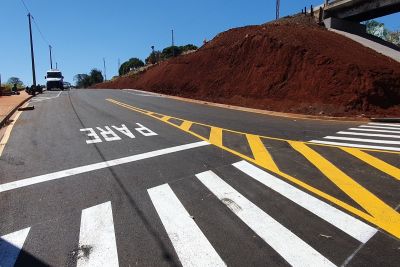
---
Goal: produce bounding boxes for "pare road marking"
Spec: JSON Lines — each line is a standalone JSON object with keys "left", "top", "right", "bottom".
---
{"left": 80, "top": 123, "right": 157, "bottom": 144}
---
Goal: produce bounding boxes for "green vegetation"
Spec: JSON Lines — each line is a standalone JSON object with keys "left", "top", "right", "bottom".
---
{"left": 121, "top": 44, "right": 199, "bottom": 75}
{"left": 119, "top": 58, "right": 145, "bottom": 76}
{"left": 74, "top": 69, "right": 104, "bottom": 88}
{"left": 365, "top": 20, "right": 400, "bottom": 46}
{"left": 141, "top": 44, "right": 199, "bottom": 72}
{"left": 6, "top": 77, "right": 24, "bottom": 87}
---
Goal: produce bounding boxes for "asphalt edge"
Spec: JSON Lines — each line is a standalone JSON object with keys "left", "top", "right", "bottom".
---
{"left": 370, "top": 118, "right": 400, "bottom": 123}
{"left": 121, "top": 89, "right": 370, "bottom": 123}
{"left": 0, "top": 95, "right": 34, "bottom": 129}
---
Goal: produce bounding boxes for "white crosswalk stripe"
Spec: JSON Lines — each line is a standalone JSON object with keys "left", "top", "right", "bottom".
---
{"left": 232, "top": 160, "right": 377, "bottom": 243}
{"left": 348, "top": 127, "right": 400, "bottom": 134}
{"left": 196, "top": 170, "right": 336, "bottom": 267}
{"left": 368, "top": 122, "right": 400, "bottom": 128}
{"left": 148, "top": 184, "right": 226, "bottom": 267}
{"left": 0, "top": 228, "right": 30, "bottom": 267}
{"left": 3, "top": 161, "right": 384, "bottom": 266}
{"left": 77, "top": 201, "right": 119, "bottom": 267}
{"left": 310, "top": 122, "right": 400, "bottom": 151}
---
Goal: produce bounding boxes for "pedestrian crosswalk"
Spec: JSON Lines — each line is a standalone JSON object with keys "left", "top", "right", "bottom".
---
{"left": 1, "top": 161, "right": 385, "bottom": 267}
{"left": 310, "top": 122, "right": 400, "bottom": 152}
{"left": 107, "top": 99, "right": 400, "bottom": 240}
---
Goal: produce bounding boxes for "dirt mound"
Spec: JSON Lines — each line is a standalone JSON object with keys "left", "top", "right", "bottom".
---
{"left": 96, "top": 15, "right": 400, "bottom": 117}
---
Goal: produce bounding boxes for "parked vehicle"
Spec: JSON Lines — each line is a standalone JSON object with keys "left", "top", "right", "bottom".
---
{"left": 63, "top": 82, "right": 71, "bottom": 90}
{"left": 45, "top": 69, "right": 64, "bottom": 91}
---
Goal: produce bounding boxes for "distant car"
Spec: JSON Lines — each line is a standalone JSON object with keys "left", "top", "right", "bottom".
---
{"left": 63, "top": 82, "right": 71, "bottom": 90}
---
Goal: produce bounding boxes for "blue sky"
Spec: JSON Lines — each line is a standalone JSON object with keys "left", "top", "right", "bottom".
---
{"left": 1, "top": 0, "right": 399, "bottom": 86}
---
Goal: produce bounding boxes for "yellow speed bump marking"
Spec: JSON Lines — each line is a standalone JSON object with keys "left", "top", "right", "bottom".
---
{"left": 107, "top": 99, "right": 400, "bottom": 238}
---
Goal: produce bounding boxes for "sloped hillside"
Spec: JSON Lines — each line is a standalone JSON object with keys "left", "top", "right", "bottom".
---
{"left": 96, "top": 15, "right": 400, "bottom": 117}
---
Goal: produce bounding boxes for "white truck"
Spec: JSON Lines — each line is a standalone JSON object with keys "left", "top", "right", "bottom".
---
{"left": 45, "top": 69, "right": 64, "bottom": 91}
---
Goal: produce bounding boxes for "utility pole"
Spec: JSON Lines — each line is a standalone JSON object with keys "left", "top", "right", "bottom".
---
{"left": 171, "top": 29, "right": 175, "bottom": 57}
{"left": 103, "top": 58, "right": 107, "bottom": 81}
{"left": 118, "top": 58, "right": 121, "bottom": 73}
{"left": 49, "top": 45, "right": 53, "bottom": 69}
{"left": 56, "top": 62, "right": 58, "bottom": 69}
{"left": 276, "top": 0, "right": 280, "bottom": 20}
{"left": 28, "top": 13, "right": 37, "bottom": 88}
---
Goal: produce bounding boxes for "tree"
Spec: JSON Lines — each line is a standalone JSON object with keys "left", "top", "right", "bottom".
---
{"left": 145, "top": 50, "right": 162, "bottom": 64}
{"left": 161, "top": 46, "right": 182, "bottom": 59}
{"left": 119, "top": 58, "right": 145, "bottom": 76}
{"left": 74, "top": 74, "right": 91, "bottom": 88}
{"left": 365, "top": 20, "right": 388, "bottom": 39}
{"left": 7, "top": 77, "right": 24, "bottom": 87}
{"left": 89, "top": 69, "right": 104, "bottom": 84}
{"left": 386, "top": 30, "right": 400, "bottom": 46}
{"left": 180, "top": 44, "right": 198, "bottom": 52}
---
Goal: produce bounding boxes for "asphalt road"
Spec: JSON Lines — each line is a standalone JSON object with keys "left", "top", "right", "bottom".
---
{"left": 0, "top": 89, "right": 399, "bottom": 267}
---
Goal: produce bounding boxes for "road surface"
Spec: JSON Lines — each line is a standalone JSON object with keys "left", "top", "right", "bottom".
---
{"left": 0, "top": 89, "right": 399, "bottom": 267}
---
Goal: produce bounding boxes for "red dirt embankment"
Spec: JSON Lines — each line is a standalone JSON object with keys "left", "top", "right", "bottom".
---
{"left": 96, "top": 16, "right": 400, "bottom": 117}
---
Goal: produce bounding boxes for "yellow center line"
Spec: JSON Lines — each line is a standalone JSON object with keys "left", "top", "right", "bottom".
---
{"left": 106, "top": 98, "right": 400, "bottom": 154}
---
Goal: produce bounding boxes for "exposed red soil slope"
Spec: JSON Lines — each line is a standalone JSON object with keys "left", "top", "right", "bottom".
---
{"left": 96, "top": 16, "right": 400, "bottom": 117}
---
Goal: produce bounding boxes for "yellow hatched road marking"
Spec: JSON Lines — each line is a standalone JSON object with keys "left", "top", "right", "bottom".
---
{"left": 341, "top": 147, "right": 400, "bottom": 181}
{"left": 209, "top": 127, "right": 223, "bottom": 147}
{"left": 161, "top": 116, "right": 172, "bottom": 122}
{"left": 246, "top": 134, "right": 280, "bottom": 173}
{"left": 289, "top": 141, "right": 400, "bottom": 238}
{"left": 107, "top": 99, "right": 400, "bottom": 238}
{"left": 180, "top": 121, "right": 193, "bottom": 131}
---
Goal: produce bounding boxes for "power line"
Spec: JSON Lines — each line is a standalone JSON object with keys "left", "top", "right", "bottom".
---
{"left": 32, "top": 17, "right": 50, "bottom": 46}
{"left": 20, "top": 0, "right": 51, "bottom": 46}
{"left": 20, "top": 0, "right": 29, "bottom": 13}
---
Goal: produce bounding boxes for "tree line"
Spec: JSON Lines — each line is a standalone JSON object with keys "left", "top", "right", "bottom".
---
{"left": 73, "top": 43, "right": 198, "bottom": 87}
{"left": 118, "top": 44, "right": 198, "bottom": 76}
{"left": 74, "top": 69, "right": 104, "bottom": 88}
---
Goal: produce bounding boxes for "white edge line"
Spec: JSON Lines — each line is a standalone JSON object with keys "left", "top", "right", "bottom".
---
{"left": 0, "top": 141, "right": 209, "bottom": 193}
{"left": 0, "top": 102, "right": 29, "bottom": 157}
{"left": 233, "top": 160, "right": 377, "bottom": 243}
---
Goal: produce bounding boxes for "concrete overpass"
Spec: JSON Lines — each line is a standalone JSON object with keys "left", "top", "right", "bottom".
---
{"left": 324, "top": 0, "right": 400, "bottom": 21}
